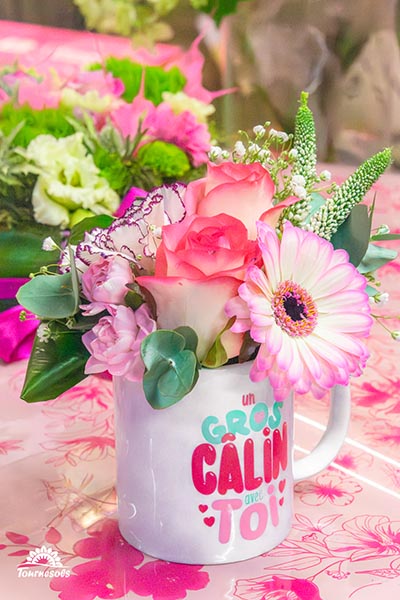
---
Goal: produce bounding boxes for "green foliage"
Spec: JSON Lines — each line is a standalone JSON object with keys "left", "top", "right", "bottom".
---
{"left": 0, "top": 227, "right": 61, "bottom": 278}
{"left": 358, "top": 244, "right": 398, "bottom": 274}
{"left": 331, "top": 204, "right": 372, "bottom": 267}
{"left": 202, "top": 318, "right": 234, "bottom": 368}
{"left": 292, "top": 91, "right": 317, "bottom": 188}
{"left": 0, "top": 103, "right": 74, "bottom": 147}
{"left": 93, "top": 57, "right": 186, "bottom": 105}
{"left": 141, "top": 328, "right": 199, "bottom": 409}
{"left": 194, "top": 0, "right": 249, "bottom": 25}
{"left": 17, "top": 271, "right": 80, "bottom": 319}
{"left": 137, "top": 141, "right": 191, "bottom": 179}
{"left": 69, "top": 214, "right": 115, "bottom": 245}
{"left": 92, "top": 145, "right": 132, "bottom": 194}
{"left": 21, "top": 322, "right": 90, "bottom": 402}
{"left": 310, "top": 148, "right": 392, "bottom": 239}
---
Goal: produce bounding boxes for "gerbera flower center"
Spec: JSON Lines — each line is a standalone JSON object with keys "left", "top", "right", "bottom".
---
{"left": 272, "top": 280, "right": 317, "bottom": 337}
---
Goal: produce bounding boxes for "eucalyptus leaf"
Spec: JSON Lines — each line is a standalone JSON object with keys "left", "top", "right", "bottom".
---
{"left": 174, "top": 326, "right": 199, "bottom": 355}
{"left": 331, "top": 204, "right": 371, "bottom": 266}
{"left": 141, "top": 329, "right": 199, "bottom": 409}
{"left": 16, "top": 272, "right": 79, "bottom": 319}
{"left": 365, "top": 284, "right": 378, "bottom": 297}
{"left": 21, "top": 323, "right": 90, "bottom": 402}
{"left": 302, "top": 192, "right": 326, "bottom": 224}
{"left": 358, "top": 243, "right": 398, "bottom": 274}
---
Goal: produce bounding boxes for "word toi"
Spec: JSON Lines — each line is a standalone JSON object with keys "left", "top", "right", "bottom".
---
{"left": 201, "top": 401, "right": 283, "bottom": 444}
{"left": 212, "top": 485, "right": 281, "bottom": 544}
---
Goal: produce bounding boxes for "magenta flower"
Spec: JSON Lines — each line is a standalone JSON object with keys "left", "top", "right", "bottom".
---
{"left": 82, "top": 304, "right": 156, "bottom": 380}
{"left": 226, "top": 221, "right": 372, "bottom": 400}
{"left": 233, "top": 574, "right": 322, "bottom": 600}
{"left": 130, "top": 561, "right": 210, "bottom": 600}
{"left": 294, "top": 472, "right": 362, "bottom": 506}
{"left": 143, "top": 103, "right": 211, "bottom": 166}
{"left": 326, "top": 515, "right": 400, "bottom": 561}
{"left": 50, "top": 519, "right": 144, "bottom": 600}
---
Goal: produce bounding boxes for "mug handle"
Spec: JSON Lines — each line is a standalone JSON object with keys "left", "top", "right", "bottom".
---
{"left": 293, "top": 384, "right": 351, "bottom": 481}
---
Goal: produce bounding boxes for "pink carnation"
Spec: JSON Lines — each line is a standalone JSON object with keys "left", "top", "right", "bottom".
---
{"left": 82, "top": 304, "right": 156, "bottom": 381}
{"left": 144, "top": 103, "right": 210, "bottom": 166}
{"left": 81, "top": 255, "right": 134, "bottom": 316}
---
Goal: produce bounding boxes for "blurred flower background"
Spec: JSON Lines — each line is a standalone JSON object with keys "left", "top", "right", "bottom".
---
{"left": 2, "top": 0, "right": 399, "bottom": 166}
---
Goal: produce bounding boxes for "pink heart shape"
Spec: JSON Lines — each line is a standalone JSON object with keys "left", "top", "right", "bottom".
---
{"left": 198, "top": 504, "right": 208, "bottom": 513}
{"left": 253, "top": 411, "right": 264, "bottom": 424}
{"left": 204, "top": 517, "right": 215, "bottom": 527}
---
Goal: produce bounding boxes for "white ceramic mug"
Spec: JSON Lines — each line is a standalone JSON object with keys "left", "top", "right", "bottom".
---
{"left": 113, "top": 361, "right": 350, "bottom": 564}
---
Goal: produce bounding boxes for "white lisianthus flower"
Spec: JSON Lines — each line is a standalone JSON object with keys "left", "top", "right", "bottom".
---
{"left": 26, "top": 133, "right": 119, "bottom": 228}
{"left": 162, "top": 91, "right": 215, "bottom": 124}
{"left": 61, "top": 88, "right": 115, "bottom": 113}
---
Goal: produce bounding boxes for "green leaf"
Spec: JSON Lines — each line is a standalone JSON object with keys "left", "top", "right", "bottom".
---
{"left": 124, "top": 290, "right": 144, "bottom": 310}
{"left": 239, "top": 331, "right": 260, "bottom": 363}
{"left": 69, "top": 214, "right": 115, "bottom": 245}
{"left": 174, "top": 326, "right": 199, "bottom": 354}
{"left": 302, "top": 192, "right": 325, "bottom": 225}
{"left": 365, "top": 284, "right": 378, "bottom": 297}
{"left": 21, "top": 323, "right": 90, "bottom": 402}
{"left": 141, "top": 329, "right": 199, "bottom": 409}
{"left": 358, "top": 243, "right": 398, "bottom": 274}
{"left": 331, "top": 204, "right": 371, "bottom": 266}
{"left": 371, "top": 233, "right": 400, "bottom": 241}
{"left": 16, "top": 272, "right": 79, "bottom": 319}
{"left": 0, "top": 229, "right": 60, "bottom": 278}
{"left": 200, "top": 0, "right": 248, "bottom": 25}
{"left": 202, "top": 318, "right": 235, "bottom": 368}
{"left": 68, "top": 246, "right": 80, "bottom": 311}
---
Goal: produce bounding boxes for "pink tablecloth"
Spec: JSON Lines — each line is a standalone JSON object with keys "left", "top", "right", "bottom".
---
{"left": 1, "top": 166, "right": 400, "bottom": 599}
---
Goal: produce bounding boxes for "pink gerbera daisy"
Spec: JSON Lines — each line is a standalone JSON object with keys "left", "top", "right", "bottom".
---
{"left": 226, "top": 221, "right": 372, "bottom": 400}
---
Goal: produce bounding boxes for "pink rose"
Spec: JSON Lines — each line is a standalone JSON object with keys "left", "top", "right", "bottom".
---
{"left": 137, "top": 213, "right": 260, "bottom": 360}
{"left": 81, "top": 255, "right": 134, "bottom": 316}
{"left": 183, "top": 162, "right": 276, "bottom": 239}
{"left": 82, "top": 304, "right": 156, "bottom": 381}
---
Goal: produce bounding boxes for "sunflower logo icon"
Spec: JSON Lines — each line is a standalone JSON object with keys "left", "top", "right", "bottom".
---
{"left": 18, "top": 545, "right": 63, "bottom": 569}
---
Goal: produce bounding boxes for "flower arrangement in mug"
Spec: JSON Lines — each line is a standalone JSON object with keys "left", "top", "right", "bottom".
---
{"left": 0, "top": 41, "right": 224, "bottom": 361}
{"left": 16, "top": 92, "right": 400, "bottom": 406}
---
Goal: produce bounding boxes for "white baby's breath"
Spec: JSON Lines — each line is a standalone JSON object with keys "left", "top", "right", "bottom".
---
{"left": 42, "top": 236, "right": 58, "bottom": 252}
